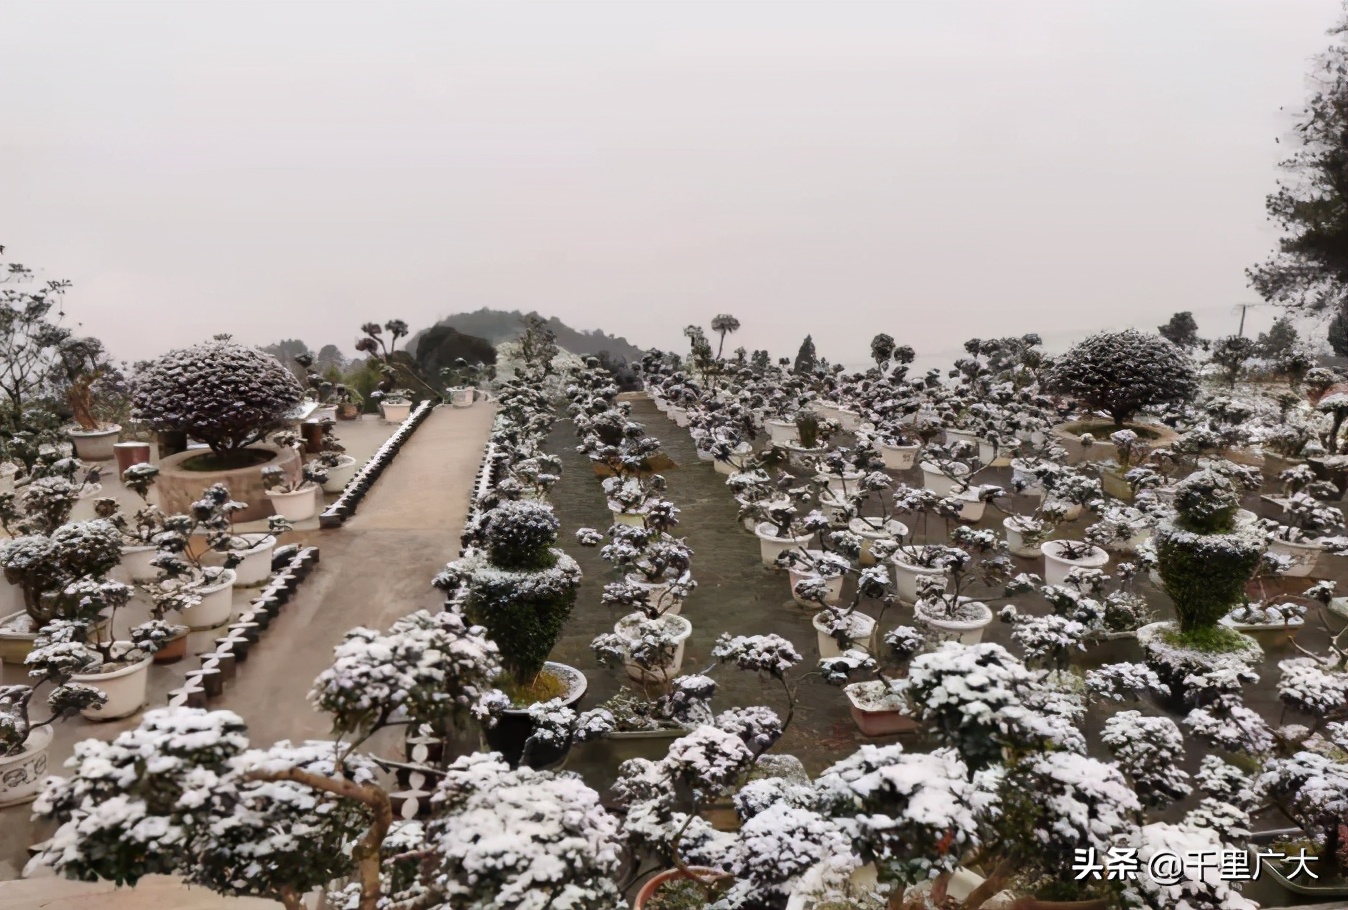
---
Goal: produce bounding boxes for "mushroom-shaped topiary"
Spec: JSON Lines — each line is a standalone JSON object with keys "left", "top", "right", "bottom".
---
{"left": 132, "top": 339, "right": 304, "bottom": 463}
{"left": 1045, "top": 329, "right": 1198, "bottom": 427}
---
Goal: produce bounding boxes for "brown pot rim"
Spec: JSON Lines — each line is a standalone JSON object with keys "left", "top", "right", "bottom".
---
{"left": 634, "top": 867, "right": 726, "bottom": 910}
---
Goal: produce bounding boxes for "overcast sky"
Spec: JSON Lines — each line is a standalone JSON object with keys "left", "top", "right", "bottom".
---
{"left": 0, "top": 0, "right": 1341, "bottom": 367}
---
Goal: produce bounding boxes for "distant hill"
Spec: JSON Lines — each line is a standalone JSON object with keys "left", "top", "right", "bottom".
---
{"left": 409, "top": 309, "right": 648, "bottom": 364}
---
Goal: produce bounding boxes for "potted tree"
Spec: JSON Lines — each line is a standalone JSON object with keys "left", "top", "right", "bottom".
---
{"left": 434, "top": 499, "right": 585, "bottom": 768}
{"left": 0, "top": 518, "right": 123, "bottom": 661}
{"left": 139, "top": 484, "right": 244, "bottom": 631}
{"left": 133, "top": 337, "right": 305, "bottom": 522}
{"left": 1140, "top": 468, "right": 1265, "bottom": 708}
{"left": 52, "top": 335, "right": 126, "bottom": 462}
{"left": 909, "top": 526, "right": 1012, "bottom": 645}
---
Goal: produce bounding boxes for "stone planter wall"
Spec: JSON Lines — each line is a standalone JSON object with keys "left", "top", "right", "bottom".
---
{"left": 158, "top": 443, "right": 300, "bottom": 523}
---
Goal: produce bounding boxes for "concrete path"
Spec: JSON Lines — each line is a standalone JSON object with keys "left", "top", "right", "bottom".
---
{"left": 1, "top": 876, "right": 279, "bottom": 910}
{"left": 215, "top": 401, "right": 497, "bottom": 746}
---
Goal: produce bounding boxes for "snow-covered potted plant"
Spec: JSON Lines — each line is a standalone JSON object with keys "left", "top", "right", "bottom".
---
{"left": 134, "top": 337, "right": 305, "bottom": 522}
{"left": 1261, "top": 481, "right": 1345, "bottom": 577}
{"left": 262, "top": 455, "right": 326, "bottom": 522}
{"left": 139, "top": 484, "right": 244, "bottom": 630}
{"left": 753, "top": 500, "right": 814, "bottom": 568}
{"left": 909, "top": 526, "right": 1012, "bottom": 645}
{"left": 1000, "top": 498, "right": 1069, "bottom": 558}
{"left": 1040, "top": 538, "right": 1110, "bottom": 586}
{"left": 1141, "top": 468, "right": 1265, "bottom": 707}
{"left": 30, "top": 581, "right": 166, "bottom": 721}
{"left": 0, "top": 518, "right": 123, "bottom": 662}
{"left": 1044, "top": 328, "right": 1197, "bottom": 436}
{"left": 434, "top": 499, "right": 584, "bottom": 767}
{"left": 52, "top": 335, "right": 125, "bottom": 461}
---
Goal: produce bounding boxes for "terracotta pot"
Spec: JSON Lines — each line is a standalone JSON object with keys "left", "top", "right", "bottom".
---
{"left": 152, "top": 627, "right": 192, "bottom": 664}
{"left": 113, "top": 441, "right": 152, "bottom": 477}
{"left": 336, "top": 403, "right": 360, "bottom": 420}
{"left": 300, "top": 421, "right": 326, "bottom": 454}
{"left": 635, "top": 868, "right": 726, "bottom": 910}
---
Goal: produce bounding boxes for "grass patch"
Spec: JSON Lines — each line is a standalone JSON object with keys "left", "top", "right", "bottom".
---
{"left": 1060, "top": 421, "right": 1163, "bottom": 440}
{"left": 1162, "top": 624, "right": 1252, "bottom": 654}
{"left": 501, "top": 669, "right": 567, "bottom": 707}
{"left": 646, "top": 879, "right": 715, "bottom": 910}
{"left": 181, "top": 449, "right": 276, "bottom": 472}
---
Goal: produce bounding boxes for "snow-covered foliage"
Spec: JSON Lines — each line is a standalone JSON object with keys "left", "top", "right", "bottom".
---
{"left": 309, "top": 609, "right": 508, "bottom": 739}
{"left": 816, "top": 744, "right": 979, "bottom": 889}
{"left": 1121, "top": 822, "right": 1257, "bottom": 910}
{"left": 426, "top": 753, "right": 623, "bottom": 910}
{"left": 1044, "top": 329, "right": 1198, "bottom": 426}
{"left": 131, "top": 338, "right": 304, "bottom": 454}
{"left": 1100, "top": 711, "right": 1192, "bottom": 807}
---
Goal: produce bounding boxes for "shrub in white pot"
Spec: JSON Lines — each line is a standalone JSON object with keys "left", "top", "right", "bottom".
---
{"left": 434, "top": 500, "right": 583, "bottom": 716}
{"left": 908, "top": 526, "right": 1014, "bottom": 646}
{"left": 0, "top": 517, "right": 124, "bottom": 661}
{"left": 261, "top": 439, "right": 326, "bottom": 522}
{"left": 1040, "top": 538, "right": 1110, "bottom": 586}
{"left": 1083, "top": 504, "right": 1155, "bottom": 555}
{"left": 753, "top": 501, "right": 815, "bottom": 568}
{"left": 780, "top": 548, "right": 852, "bottom": 609}
{"left": 1004, "top": 562, "right": 1157, "bottom": 642}
{"left": 139, "top": 484, "right": 253, "bottom": 630}
{"left": 593, "top": 612, "right": 694, "bottom": 686}
{"left": 27, "top": 580, "right": 167, "bottom": 721}
{"left": 1260, "top": 483, "right": 1344, "bottom": 577}
{"left": 999, "top": 498, "right": 1069, "bottom": 558}
{"left": 52, "top": 334, "right": 127, "bottom": 462}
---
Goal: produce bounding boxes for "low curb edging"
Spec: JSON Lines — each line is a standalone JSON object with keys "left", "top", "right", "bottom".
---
{"left": 319, "top": 400, "right": 437, "bottom": 528}
{"left": 167, "top": 545, "right": 321, "bottom": 708}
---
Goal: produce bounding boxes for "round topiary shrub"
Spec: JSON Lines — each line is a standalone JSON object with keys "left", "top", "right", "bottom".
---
{"left": 1154, "top": 470, "right": 1263, "bottom": 634}
{"left": 132, "top": 338, "right": 303, "bottom": 462}
{"left": 484, "top": 500, "right": 561, "bottom": 571}
{"left": 1044, "top": 329, "right": 1198, "bottom": 426}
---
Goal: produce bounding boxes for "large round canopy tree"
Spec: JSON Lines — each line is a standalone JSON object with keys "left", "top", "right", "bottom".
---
{"left": 1044, "top": 329, "right": 1198, "bottom": 427}
{"left": 133, "top": 337, "right": 304, "bottom": 521}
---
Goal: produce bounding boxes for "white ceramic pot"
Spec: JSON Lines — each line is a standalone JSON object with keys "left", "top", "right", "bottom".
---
{"left": 765, "top": 419, "right": 799, "bottom": 446}
{"left": 877, "top": 442, "right": 920, "bottom": 472}
{"left": 380, "top": 401, "right": 412, "bottom": 423}
{"left": 0, "top": 610, "right": 37, "bottom": 664}
{"left": 69, "top": 482, "right": 104, "bottom": 523}
{"left": 694, "top": 447, "right": 716, "bottom": 463}
{"left": 952, "top": 488, "right": 986, "bottom": 523}
{"left": 977, "top": 438, "right": 1011, "bottom": 467}
{"left": 616, "top": 613, "right": 692, "bottom": 683}
{"left": 0, "top": 462, "right": 16, "bottom": 494}
{"left": 1269, "top": 538, "right": 1323, "bottom": 578}
{"left": 67, "top": 425, "right": 121, "bottom": 462}
{"left": 712, "top": 443, "right": 754, "bottom": 476}
{"left": 813, "top": 611, "right": 876, "bottom": 659}
{"left": 818, "top": 492, "right": 850, "bottom": 524}
{"left": 626, "top": 574, "right": 682, "bottom": 616}
{"left": 0, "top": 725, "right": 54, "bottom": 807}
{"left": 823, "top": 472, "right": 864, "bottom": 499}
{"left": 848, "top": 517, "right": 908, "bottom": 566}
{"left": 71, "top": 650, "right": 152, "bottom": 721}
{"left": 451, "top": 388, "right": 475, "bottom": 408}
{"left": 755, "top": 523, "right": 811, "bottom": 568}
{"left": 266, "top": 485, "right": 319, "bottom": 522}
{"left": 177, "top": 568, "right": 237, "bottom": 630}
{"left": 202, "top": 533, "right": 276, "bottom": 587}
{"left": 1047, "top": 498, "right": 1084, "bottom": 522}
{"left": 914, "top": 598, "right": 994, "bottom": 645}
{"left": 1002, "top": 517, "right": 1046, "bottom": 558}
{"left": 320, "top": 454, "right": 359, "bottom": 492}
{"left": 1041, "top": 540, "right": 1110, "bottom": 586}
{"left": 920, "top": 461, "right": 970, "bottom": 498}
{"left": 1010, "top": 459, "right": 1048, "bottom": 498}
{"left": 118, "top": 544, "right": 160, "bottom": 584}
{"left": 836, "top": 407, "right": 862, "bottom": 433}
{"left": 891, "top": 548, "right": 950, "bottom": 603}
{"left": 789, "top": 552, "right": 846, "bottom": 607}
{"left": 610, "top": 508, "right": 645, "bottom": 528}
{"left": 945, "top": 428, "right": 981, "bottom": 449}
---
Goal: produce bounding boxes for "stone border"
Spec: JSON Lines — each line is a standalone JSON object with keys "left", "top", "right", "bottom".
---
{"left": 167, "top": 546, "right": 321, "bottom": 708}
{"left": 319, "top": 400, "right": 437, "bottom": 528}
{"left": 458, "top": 438, "right": 501, "bottom": 555}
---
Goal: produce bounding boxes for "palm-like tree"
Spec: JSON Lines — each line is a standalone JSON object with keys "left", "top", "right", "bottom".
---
{"left": 711, "top": 314, "right": 741, "bottom": 360}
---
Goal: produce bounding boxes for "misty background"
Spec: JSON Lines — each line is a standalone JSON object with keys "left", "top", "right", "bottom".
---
{"left": 0, "top": 0, "right": 1340, "bottom": 369}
